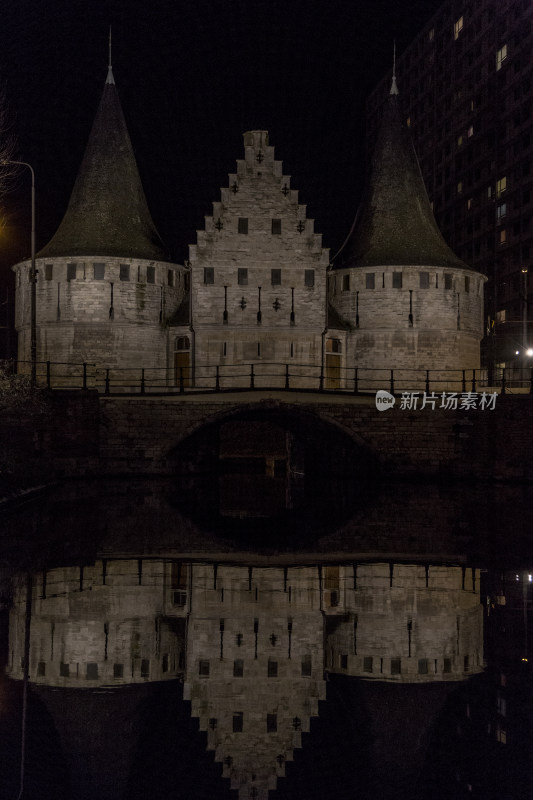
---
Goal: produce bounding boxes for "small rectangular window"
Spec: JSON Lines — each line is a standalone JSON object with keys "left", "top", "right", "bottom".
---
{"left": 147, "top": 266, "right": 156, "bottom": 284}
{"left": 419, "top": 272, "right": 430, "bottom": 289}
{"left": 340, "top": 654, "right": 348, "bottom": 669}
{"left": 464, "top": 655, "right": 470, "bottom": 672}
{"left": 499, "top": 229, "right": 507, "bottom": 245}
{"left": 204, "top": 267, "right": 214, "bottom": 285}
{"left": 363, "top": 656, "right": 373, "bottom": 673}
{"left": 496, "top": 176, "right": 507, "bottom": 197}
{"left": 496, "top": 44, "right": 508, "bottom": 71}
{"left": 391, "top": 658, "right": 402, "bottom": 675}
{"left": 443, "top": 658, "right": 452, "bottom": 673}
{"left": 267, "top": 713, "right": 277, "bottom": 732}
{"left": 267, "top": 659, "right": 278, "bottom": 677}
{"left": 342, "top": 274, "right": 350, "bottom": 292}
{"left": 60, "top": 662, "right": 70, "bottom": 677}
{"left": 444, "top": 273, "right": 453, "bottom": 290}
{"left": 418, "top": 658, "right": 429, "bottom": 674}
{"left": 141, "top": 659, "right": 150, "bottom": 678}
{"left": 366, "top": 273, "right": 375, "bottom": 289}
{"left": 44, "top": 264, "right": 53, "bottom": 281}
{"left": 454, "top": 16, "right": 463, "bottom": 40}
{"left": 119, "top": 264, "right": 130, "bottom": 281}
{"left": 304, "top": 269, "right": 315, "bottom": 288}
{"left": 233, "top": 659, "right": 244, "bottom": 677}
{"left": 232, "top": 712, "right": 243, "bottom": 732}
{"left": 86, "top": 662, "right": 99, "bottom": 680}
{"left": 93, "top": 263, "right": 105, "bottom": 280}
{"left": 162, "top": 654, "right": 169, "bottom": 673}
{"left": 271, "top": 219, "right": 281, "bottom": 235}
{"left": 37, "top": 661, "right": 46, "bottom": 676}
{"left": 392, "top": 272, "right": 402, "bottom": 289}
{"left": 238, "top": 217, "right": 248, "bottom": 234}
{"left": 114, "top": 663, "right": 124, "bottom": 678}
{"left": 67, "top": 263, "right": 77, "bottom": 281}
{"left": 199, "top": 660, "right": 210, "bottom": 676}
{"left": 167, "top": 270, "right": 174, "bottom": 287}
{"left": 301, "top": 656, "right": 312, "bottom": 677}
{"left": 238, "top": 268, "right": 248, "bottom": 285}
{"left": 465, "top": 276, "right": 470, "bottom": 292}
{"left": 271, "top": 268, "right": 281, "bottom": 285}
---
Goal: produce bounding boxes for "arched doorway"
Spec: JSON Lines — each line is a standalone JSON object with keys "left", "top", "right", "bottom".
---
{"left": 174, "top": 336, "right": 191, "bottom": 387}
{"left": 325, "top": 338, "right": 342, "bottom": 389}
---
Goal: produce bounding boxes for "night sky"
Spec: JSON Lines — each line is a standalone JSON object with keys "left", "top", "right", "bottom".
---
{"left": 0, "top": 0, "right": 443, "bottom": 278}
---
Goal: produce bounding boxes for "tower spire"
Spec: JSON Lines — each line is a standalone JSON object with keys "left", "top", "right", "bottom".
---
{"left": 390, "top": 40, "right": 399, "bottom": 95}
{"left": 107, "top": 26, "right": 115, "bottom": 85}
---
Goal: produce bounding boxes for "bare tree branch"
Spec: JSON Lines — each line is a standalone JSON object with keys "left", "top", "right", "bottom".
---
{"left": 0, "top": 82, "right": 19, "bottom": 196}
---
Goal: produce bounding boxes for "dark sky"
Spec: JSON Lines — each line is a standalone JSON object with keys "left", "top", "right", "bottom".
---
{"left": 0, "top": 0, "right": 443, "bottom": 276}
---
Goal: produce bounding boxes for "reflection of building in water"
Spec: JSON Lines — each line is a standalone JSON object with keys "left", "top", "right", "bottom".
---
{"left": 183, "top": 564, "right": 325, "bottom": 800}
{"left": 7, "top": 560, "right": 187, "bottom": 686}
{"left": 7, "top": 559, "right": 484, "bottom": 798}
{"left": 323, "top": 563, "right": 483, "bottom": 682}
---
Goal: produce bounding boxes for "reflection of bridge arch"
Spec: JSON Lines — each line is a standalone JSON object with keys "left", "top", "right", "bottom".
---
{"left": 164, "top": 400, "right": 377, "bottom": 479}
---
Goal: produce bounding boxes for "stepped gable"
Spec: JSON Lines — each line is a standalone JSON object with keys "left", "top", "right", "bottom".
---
{"left": 335, "top": 79, "right": 468, "bottom": 270}
{"left": 37, "top": 66, "right": 171, "bottom": 262}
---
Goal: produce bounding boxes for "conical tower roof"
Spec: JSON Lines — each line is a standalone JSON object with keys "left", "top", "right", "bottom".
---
{"left": 335, "top": 81, "right": 468, "bottom": 271}
{"left": 37, "top": 66, "right": 171, "bottom": 262}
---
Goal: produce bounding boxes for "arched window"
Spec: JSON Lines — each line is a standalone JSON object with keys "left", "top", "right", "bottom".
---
{"left": 175, "top": 336, "right": 190, "bottom": 352}
{"left": 326, "top": 338, "right": 342, "bottom": 353}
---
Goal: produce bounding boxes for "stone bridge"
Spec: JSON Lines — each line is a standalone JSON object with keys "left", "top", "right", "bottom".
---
{"left": 44, "top": 389, "right": 533, "bottom": 483}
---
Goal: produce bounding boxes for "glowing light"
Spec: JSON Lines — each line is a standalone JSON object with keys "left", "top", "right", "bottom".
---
{"left": 527, "top": 348, "right": 533, "bottom": 357}
{"left": 521, "top": 657, "right": 528, "bottom": 662}
{"left": 515, "top": 350, "right": 520, "bottom": 355}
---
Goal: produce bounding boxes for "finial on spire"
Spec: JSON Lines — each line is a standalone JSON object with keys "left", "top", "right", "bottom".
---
{"left": 106, "top": 26, "right": 115, "bottom": 84}
{"left": 390, "top": 39, "right": 399, "bottom": 95}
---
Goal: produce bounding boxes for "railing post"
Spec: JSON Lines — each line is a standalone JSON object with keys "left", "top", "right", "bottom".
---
{"left": 501, "top": 367, "right": 506, "bottom": 395}
{"left": 250, "top": 364, "right": 255, "bottom": 389}
{"left": 46, "top": 361, "right": 51, "bottom": 389}
{"left": 319, "top": 366, "right": 324, "bottom": 391}
{"left": 285, "top": 364, "right": 289, "bottom": 390}
{"left": 83, "top": 362, "right": 87, "bottom": 391}
{"left": 179, "top": 367, "right": 184, "bottom": 394}
{"left": 353, "top": 367, "right": 358, "bottom": 395}
{"left": 105, "top": 369, "right": 110, "bottom": 395}
{"left": 462, "top": 369, "right": 466, "bottom": 393}
{"left": 390, "top": 369, "right": 395, "bottom": 395}
{"left": 140, "top": 368, "right": 145, "bottom": 395}
{"left": 425, "top": 370, "right": 430, "bottom": 394}
{"left": 215, "top": 365, "right": 220, "bottom": 391}
{"left": 471, "top": 369, "right": 476, "bottom": 393}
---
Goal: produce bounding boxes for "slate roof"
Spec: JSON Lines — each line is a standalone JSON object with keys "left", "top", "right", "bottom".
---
{"left": 37, "top": 68, "right": 171, "bottom": 262}
{"left": 334, "top": 85, "right": 469, "bottom": 271}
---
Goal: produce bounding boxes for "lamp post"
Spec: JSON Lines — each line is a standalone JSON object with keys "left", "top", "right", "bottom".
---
{"left": 3, "top": 160, "right": 36, "bottom": 384}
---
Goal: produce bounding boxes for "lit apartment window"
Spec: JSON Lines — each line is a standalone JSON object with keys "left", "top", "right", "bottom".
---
{"left": 204, "top": 267, "right": 214, "bottom": 285}
{"left": 468, "top": 125, "right": 474, "bottom": 137}
{"left": 428, "top": 28, "right": 434, "bottom": 41}
{"left": 499, "top": 229, "right": 507, "bottom": 244}
{"left": 496, "top": 176, "right": 507, "bottom": 196}
{"left": 497, "top": 203, "right": 507, "bottom": 221}
{"left": 454, "top": 16, "right": 463, "bottom": 40}
{"left": 457, "top": 134, "right": 463, "bottom": 147}
{"left": 496, "top": 44, "right": 508, "bottom": 71}
{"left": 238, "top": 217, "right": 248, "bottom": 234}
{"left": 467, "top": 198, "right": 473, "bottom": 210}
{"left": 457, "top": 181, "right": 463, "bottom": 194}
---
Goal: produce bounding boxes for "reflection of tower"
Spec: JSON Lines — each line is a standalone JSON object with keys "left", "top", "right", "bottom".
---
{"left": 183, "top": 564, "right": 326, "bottom": 800}
{"left": 324, "top": 563, "right": 483, "bottom": 681}
{"left": 7, "top": 560, "right": 187, "bottom": 686}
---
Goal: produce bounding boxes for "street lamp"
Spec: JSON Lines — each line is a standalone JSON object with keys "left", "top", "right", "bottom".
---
{"left": 2, "top": 160, "right": 36, "bottom": 384}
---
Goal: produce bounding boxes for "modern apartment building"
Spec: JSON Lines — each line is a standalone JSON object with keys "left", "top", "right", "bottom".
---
{"left": 367, "top": 0, "right": 533, "bottom": 374}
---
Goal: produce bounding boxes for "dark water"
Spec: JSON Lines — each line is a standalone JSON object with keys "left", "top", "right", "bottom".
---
{"left": 0, "top": 477, "right": 532, "bottom": 800}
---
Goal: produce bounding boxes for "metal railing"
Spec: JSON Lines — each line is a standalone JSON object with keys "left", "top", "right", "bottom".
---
{"left": 3, "top": 358, "right": 533, "bottom": 396}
